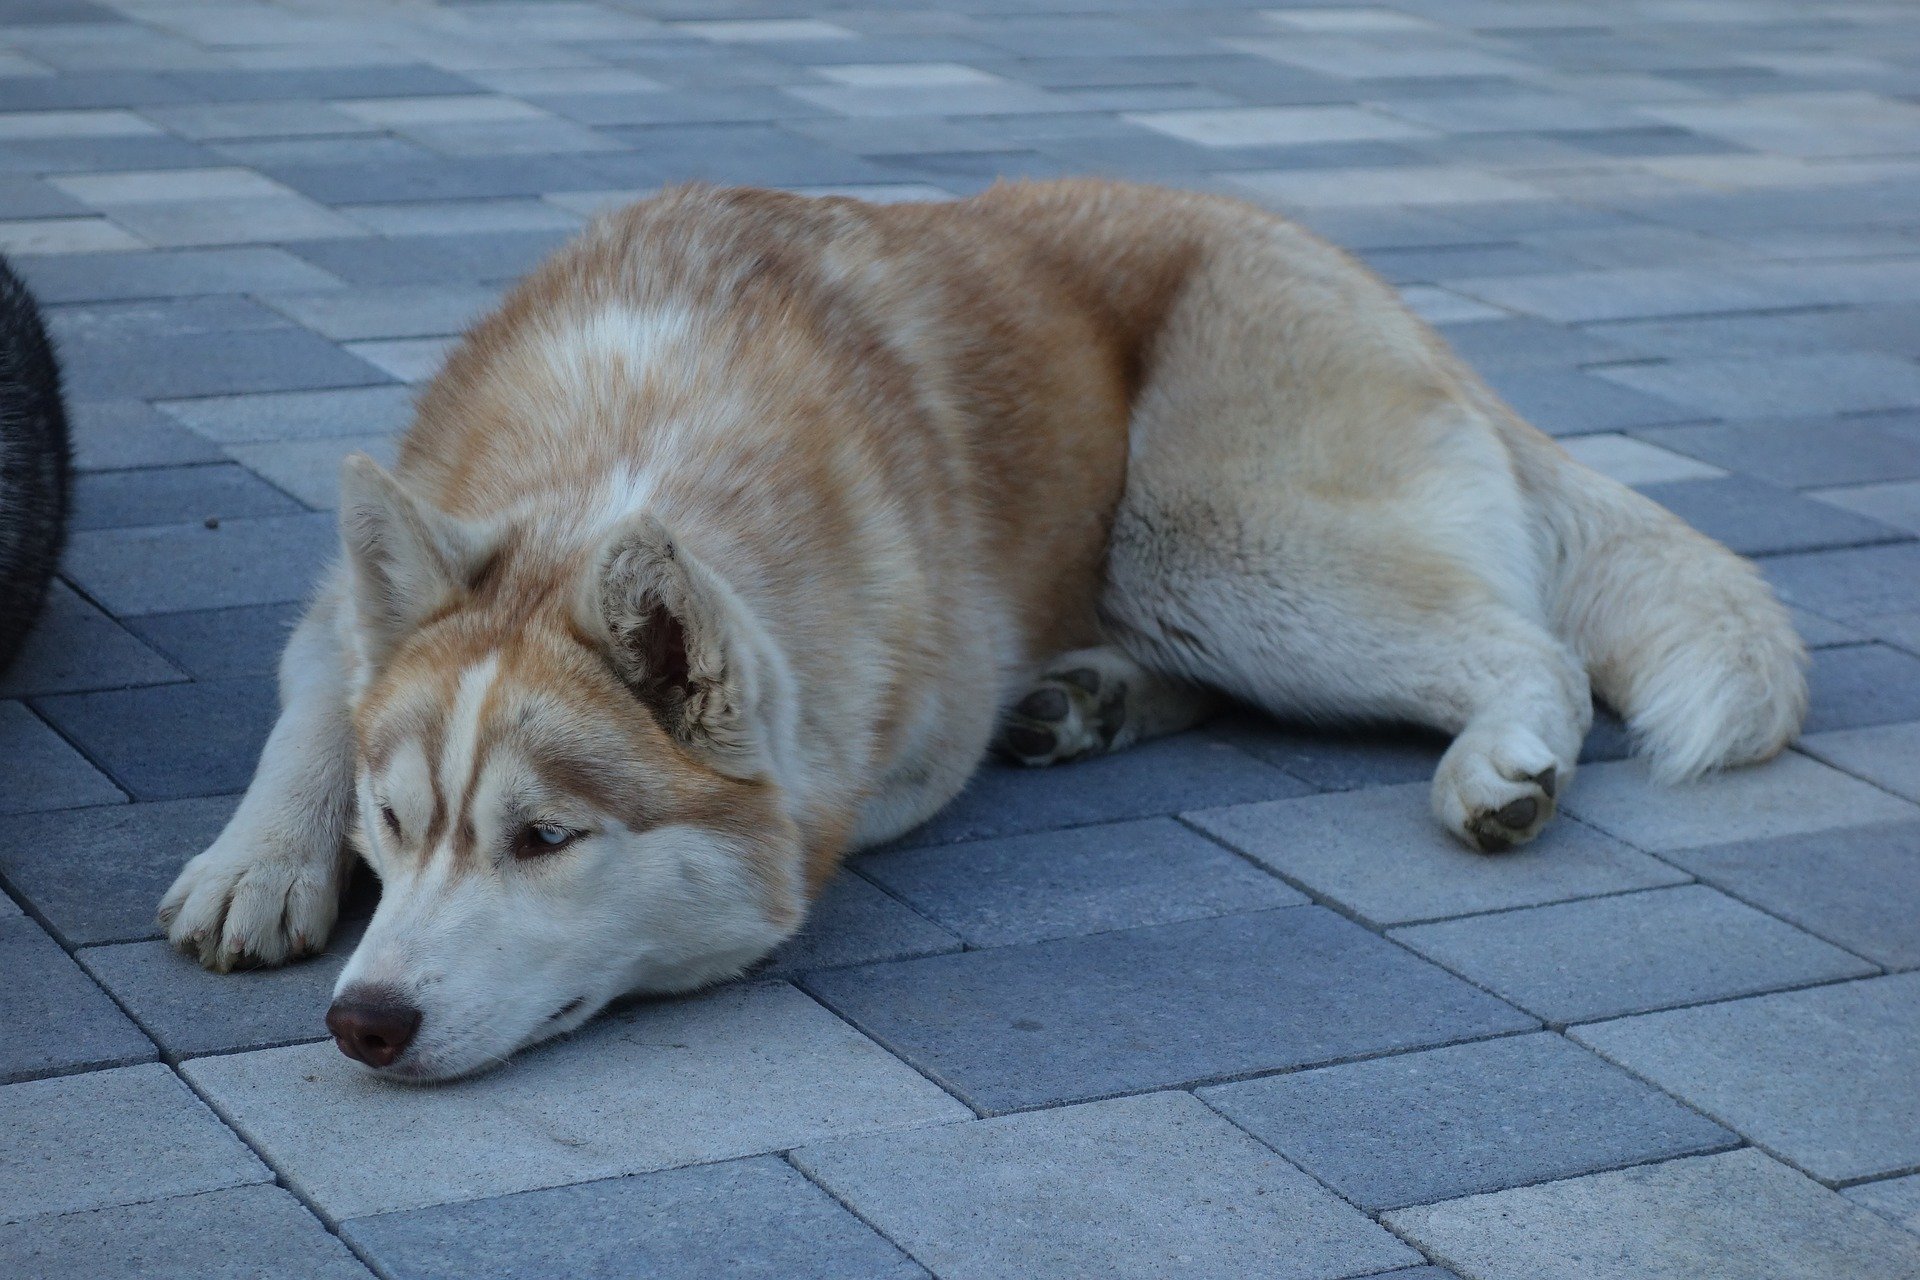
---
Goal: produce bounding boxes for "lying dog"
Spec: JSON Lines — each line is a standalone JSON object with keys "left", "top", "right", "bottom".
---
{"left": 160, "top": 181, "right": 1806, "bottom": 1081}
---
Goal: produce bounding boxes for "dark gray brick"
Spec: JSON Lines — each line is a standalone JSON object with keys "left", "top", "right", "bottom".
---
{"left": 0, "top": 796, "right": 232, "bottom": 947}
{"left": 1638, "top": 418, "right": 1920, "bottom": 489}
{"left": 857, "top": 817, "right": 1303, "bottom": 947}
{"left": 58, "top": 328, "right": 391, "bottom": 402}
{"left": 79, "top": 920, "right": 362, "bottom": 1059}
{"left": 1639, "top": 475, "right": 1908, "bottom": 557}
{"left": 1766, "top": 542, "right": 1920, "bottom": 625}
{"left": 588, "top": 124, "right": 899, "bottom": 187}
{"left": 1392, "top": 884, "right": 1875, "bottom": 1024}
{"left": 1201, "top": 1033, "right": 1736, "bottom": 1211}
{"left": 1665, "top": 821, "right": 1920, "bottom": 969}
{"left": 761, "top": 872, "right": 959, "bottom": 978}
{"left": 803, "top": 907, "right": 1533, "bottom": 1114}
{"left": 125, "top": 603, "right": 300, "bottom": 681}
{"left": 62, "top": 512, "right": 337, "bottom": 616}
{"left": 0, "top": 1186, "right": 371, "bottom": 1280}
{"left": 533, "top": 88, "right": 826, "bottom": 127}
{"left": 896, "top": 732, "right": 1312, "bottom": 848}
{"left": 0, "top": 700, "right": 124, "bottom": 815}
{"left": 262, "top": 156, "right": 604, "bottom": 205}
{"left": 1804, "top": 644, "right": 1920, "bottom": 735}
{"left": 66, "top": 400, "right": 226, "bottom": 472}
{"left": 0, "top": 136, "right": 218, "bottom": 175}
{"left": 1483, "top": 366, "right": 1702, "bottom": 436}
{"left": 0, "top": 916, "right": 154, "bottom": 1083}
{"left": 344, "top": 1157, "right": 923, "bottom": 1280}
{"left": 0, "top": 583, "right": 183, "bottom": 699}
{"left": 13, "top": 247, "right": 341, "bottom": 305}
{"left": 35, "top": 677, "right": 277, "bottom": 800}
{"left": 71, "top": 464, "right": 305, "bottom": 531}
{"left": 156, "top": 65, "right": 480, "bottom": 103}
{"left": 287, "top": 230, "right": 570, "bottom": 285}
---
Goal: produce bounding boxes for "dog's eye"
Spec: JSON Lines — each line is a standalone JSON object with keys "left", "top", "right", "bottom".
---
{"left": 380, "top": 805, "right": 401, "bottom": 841}
{"left": 514, "top": 823, "right": 577, "bottom": 860}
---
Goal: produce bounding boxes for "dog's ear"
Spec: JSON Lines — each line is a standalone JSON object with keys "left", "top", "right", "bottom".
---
{"left": 583, "top": 513, "right": 767, "bottom": 778}
{"left": 338, "top": 455, "right": 491, "bottom": 663}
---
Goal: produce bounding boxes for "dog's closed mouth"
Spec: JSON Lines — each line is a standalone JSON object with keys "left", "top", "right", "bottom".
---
{"left": 547, "top": 997, "right": 586, "bottom": 1022}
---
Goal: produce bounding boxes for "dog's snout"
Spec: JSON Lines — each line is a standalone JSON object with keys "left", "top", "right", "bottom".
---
{"left": 326, "top": 988, "right": 422, "bottom": 1068}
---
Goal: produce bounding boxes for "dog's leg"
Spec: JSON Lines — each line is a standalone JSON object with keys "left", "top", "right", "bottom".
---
{"left": 995, "top": 645, "right": 1219, "bottom": 767}
{"left": 159, "top": 578, "right": 357, "bottom": 970}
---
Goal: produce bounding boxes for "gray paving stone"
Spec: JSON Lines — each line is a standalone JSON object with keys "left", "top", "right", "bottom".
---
{"left": 1765, "top": 542, "right": 1920, "bottom": 625}
{"left": 67, "top": 398, "right": 225, "bottom": 472}
{"left": 1562, "top": 753, "right": 1920, "bottom": 851}
{"left": 1800, "top": 720, "right": 1920, "bottom": 803}
{"left": 804, "top": 907, "right": 1533, "bottom": 1114}
{"left": 1637, "top": 475, "right": 1907, "bottom": 557}
{"left": 0, "top": 582, "right": 183, "bottom": 698}
{"left": 0, "top": 1064, "right": 269, "bottom": 1225}
{"left": 1638, "top": 418, "right": 1920, "bottom": 489}
{"left": 1436, "top": 316, "right": 1628, "bottom": 370}
{"left": 0, "top": 136, "right": 221, "bottom": 175}
{"left": 62, "top": 512, "right": 337, "bottom": 615}
{"left": 0, "top": 796, "right": 232, "bottom": 947}
{"left": 0, "top": 699, "right": 124, "bottom": 814}
{"left": 123, "top": 603, "right": 300, "bottom": 681}
{"left": 1201, "top": 1033, "right": 1736, "bottom": 1211}
{"left": 71, "top": 462, "right": 305, "bottom": 531}
{"left": 0, "top": 915, "right": 154, "bottom": 1083}
{"left": 261, "top": 283, "right": 499, "bottom": 340}
{"left": 1449, "top": 266, "right": 1802, "bottom": 323}
{"left": 1816, "top": 479, "right": 1920, "bottom": 536}
{"left": 35, "top": 677, "right": 277, "bottom": 800}
{"left": 896, "top": 732, "right": 1312, "bottom": 848}
{"left": 182, "top": 981, "right": 968, "bottom": 1220}
{"left": 1189, "top": 783, "right": 1685, "bottom": 927}
{"left": 793, "top": 1092, "right": 1420, "bottom": 1280}
{"left": 1392, "top": 884, "right": 1875, "bottom": 1024}
{"left": 261, "top": 155, "right": 604, "bottom": 205}
{"left": 1599, "top": 353, "right": 1920, "bottom": 421}
{"left": 1803, "top": 644, "right": 1920, "bottom": 734}
{"left": 58, "top": 326, "right": 392, "bottom": 402}
{"left": 1576, "top": 973, "right": 1920, "bottom": 1182}
{"left": 1662, "top": 821, "right": 1920, "bottom": 969}
{"left": 1386, "top": 1149, "right": 1920, "bottom": 1280}
{"left": 1481, "top": 366, "right": 1701, "bottom": 435}
{"left": 79, "top": 920, "right": 362, "bottom": 1060}
{"left": 12, "top": 245, "right": 340, "bottom": 303}
{"left": 225, "top": 432, "right": 397, "bottom": 509}
{"left": 286, "top": 229, "right": 569, "bottom": 285}
{"left": 157, "top": 383, "right": 415, "bottom": 445}
{"left": 1848, "top": 1174, "right": 1920, "bottom": 1237}
{"left": 0, "top": 1185, "right": 372, "bottom": 1280}
{"left": 344, "top": 1157, "right": 923, "bottom": 1280}
{"left": 589, "top": 124, "right": 901, "bottom": 187}
{"left": 858, "top": 816, "right": 1302, "bottom": 947}
{"left": 761, "top": 872, "right": 959, "bottom": 977}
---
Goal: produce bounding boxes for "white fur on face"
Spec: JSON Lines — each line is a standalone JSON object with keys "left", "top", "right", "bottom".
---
{"left": 336, "top": 668, "right": 790, "bottom": 1082}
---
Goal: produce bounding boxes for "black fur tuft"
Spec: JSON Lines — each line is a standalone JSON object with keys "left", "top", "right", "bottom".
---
{"left": 0, "top": 254, "right": 70, "bottom": 675}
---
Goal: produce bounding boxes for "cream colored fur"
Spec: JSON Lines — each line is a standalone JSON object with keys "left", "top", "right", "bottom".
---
{"left": 158, "top": 181, "right": 1807, "bottom": 1079}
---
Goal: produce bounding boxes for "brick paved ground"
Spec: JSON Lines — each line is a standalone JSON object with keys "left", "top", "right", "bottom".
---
{"left": 2, "top": 0, "right": 1920, "bottom": 1276}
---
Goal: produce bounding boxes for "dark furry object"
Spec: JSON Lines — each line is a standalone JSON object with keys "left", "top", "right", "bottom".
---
{"left": 0, "top": 255, "right": 69, "bottom": 674}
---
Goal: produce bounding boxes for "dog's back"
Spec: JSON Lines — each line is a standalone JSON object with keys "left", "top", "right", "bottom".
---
{"left": 0, "top": 257, "right": 68, "bottom": 674}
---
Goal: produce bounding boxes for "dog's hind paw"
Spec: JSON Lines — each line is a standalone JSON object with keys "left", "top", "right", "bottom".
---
{"left": 159, "top": 832, "right": 341, "bottom": 972}
{"left": 1432, "top": 725, "right": 1563, "bottom": 853}
{"left": 996, "top": 665, "right": 1128, "bottom": 767}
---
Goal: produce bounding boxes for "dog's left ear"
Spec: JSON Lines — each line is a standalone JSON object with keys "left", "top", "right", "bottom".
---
{"left": 583, "top": 513, "right": 769, "bottom": 778}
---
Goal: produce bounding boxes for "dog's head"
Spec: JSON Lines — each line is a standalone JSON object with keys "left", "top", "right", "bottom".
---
{"left": 325, "top": 456, "right": 805, "bottom": 1081}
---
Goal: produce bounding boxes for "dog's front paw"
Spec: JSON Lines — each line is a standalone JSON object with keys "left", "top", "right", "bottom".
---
{"left": 159, "top": 832, "right": 341, "bottom": 972}
{"left": 996, "top": 666, "right": 1127, "bottom": 767}
{"left": 1432, "top": 726, "right": 1563, "bottom": 853}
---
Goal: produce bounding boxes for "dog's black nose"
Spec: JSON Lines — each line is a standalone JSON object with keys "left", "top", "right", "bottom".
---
{"left": 326, "top": 988, "right": 422, "bottom": 1068}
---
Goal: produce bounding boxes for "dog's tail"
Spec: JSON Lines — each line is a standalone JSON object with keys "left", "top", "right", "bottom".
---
{"left": 1516, "top": 432, "right": 1807, "bottom": 782}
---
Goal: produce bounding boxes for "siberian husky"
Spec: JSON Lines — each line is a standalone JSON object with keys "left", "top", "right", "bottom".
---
{"left": 0, "top": 255, "right": 69, "bottom": 675}
{"left": 159, "top": 181, "right": 1806, "bottom": 1081}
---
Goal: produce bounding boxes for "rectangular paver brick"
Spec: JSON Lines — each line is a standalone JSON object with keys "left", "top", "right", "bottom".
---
{"left": 182, "top": 982, "right": 968, "bottom": 1219}
{"left": 1200, "top": 1033, "right": 1735, "bottom": 1210}
{"left": 1189, "top": 783, "right": 1684, "bottom": 926}
{"left": 0, "top": 1185, "right": 371, "bottom": 1280}
{"left": 1575, "top": 972, "right": 1920, "bottom": 1183}
{"left": 62, "top": 513, "right": 338, "bottom": 615}
{"left": 0, "top": 916, "right": 155, "bottom": 1082}
{"left": 1392, "top": 884, "right": 1874, "bottom": 1024}
{"left": 1386, "top": 1149, "right": 1920, "bottom": 1280}
{"left": 344, "top": 1156, "right": 922, "bottom": 1280}
{"left": 0, "top": 1064, "right": 269, "bottom": 1225}
{"left": 0, "top": 700, "right": 124, "bottom": 814}
{"left": 793, "top": 1092, "right": 1421, "bottom": 1280}
{"left": 804, "top": 907, "right": 1533, "bottom": 1114}
{"left": 1801, "top": 721, "right": 1920, "bottom": 802}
